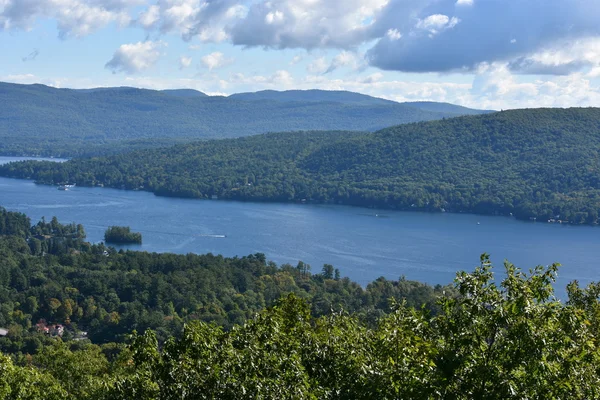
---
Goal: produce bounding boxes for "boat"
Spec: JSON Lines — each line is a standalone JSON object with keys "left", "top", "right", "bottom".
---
{"left": 58, "top": 184, "right": 76, "bottom": 191}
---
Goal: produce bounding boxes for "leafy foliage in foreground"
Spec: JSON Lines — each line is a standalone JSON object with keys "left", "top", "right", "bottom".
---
{"left": 4, "top": 108, "right": 600, "bottom": 224}
{"left": 3, "top": 256, "right": 600, "bottom": 399}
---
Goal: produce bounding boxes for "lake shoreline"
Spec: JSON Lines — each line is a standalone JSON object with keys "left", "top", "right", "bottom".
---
{"left": 23, "top": 176, "right": 592, "bottom": 228}
{"left": 1, "top": 156, "right": 598, "bottom": 300}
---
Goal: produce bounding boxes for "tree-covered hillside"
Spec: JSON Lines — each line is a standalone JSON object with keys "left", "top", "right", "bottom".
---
{"left": 0, "top": 82, "right": 485, "bottom": 157}
{"left": 228, "top": 89, "right": 399, "bottom": 105}
{"left": 0, "top": 207, "right": 452, "bottom": 353}
{"left": 230, "top": 90, "right": 492, "bottom": 115}
{"left": 3, "top": 108, "right": 600, "bottom": 224}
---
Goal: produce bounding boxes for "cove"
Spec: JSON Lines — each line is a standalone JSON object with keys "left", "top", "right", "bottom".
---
{"left": 1, "top": 157, "right": 598, "bottom": 298}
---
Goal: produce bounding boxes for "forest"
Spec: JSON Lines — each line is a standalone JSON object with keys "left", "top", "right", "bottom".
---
{"left": 0, "top": 207, "right": 453, "bottom": 351}
{"left": 1, "top": 207, "right": 600, "bottom": 398}
{"left": 3, "top": 108, "right": 600, "bottom": 224}
{"left": 0, "top": 82, "right": 486, "bottom": 157}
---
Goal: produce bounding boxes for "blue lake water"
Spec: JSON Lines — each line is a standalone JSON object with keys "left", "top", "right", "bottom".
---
{"left": 1, "top": 157, "right": 599, "bottom": 298}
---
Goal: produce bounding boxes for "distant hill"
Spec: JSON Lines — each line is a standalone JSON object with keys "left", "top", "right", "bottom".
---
{"left": 229, "top": 90, "right": 492, "bottom": 116}
{"left": 402, "top": 101, "right": 492, "bottom": 115}
{"left": 160, "top": 89, "right": 208, "bottom": 97}
{"left": 0, "top": 82, "right": 493, "bottom": 156}
{"left": 4, "top": 108, "right": 600, "bottom": 225}
{"left": 228, "top": 89, "right": 397, "bottom": 106}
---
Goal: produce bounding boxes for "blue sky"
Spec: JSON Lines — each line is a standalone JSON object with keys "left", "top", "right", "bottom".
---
{"left": 2, "top": 0, "right": 600, "bottom": 109}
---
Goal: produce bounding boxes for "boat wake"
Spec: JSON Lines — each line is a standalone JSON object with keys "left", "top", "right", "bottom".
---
{"left": 197, "top": 234, "right": 227, "bottom": 238}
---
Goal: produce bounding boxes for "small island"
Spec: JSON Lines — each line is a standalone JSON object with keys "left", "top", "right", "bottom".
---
{"left": 104, "top": 226, "right": 142, "bottom": 244}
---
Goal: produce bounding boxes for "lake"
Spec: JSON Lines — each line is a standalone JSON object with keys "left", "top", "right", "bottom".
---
{"left": 1, "top": 156, "right": 598, "bottom": 297}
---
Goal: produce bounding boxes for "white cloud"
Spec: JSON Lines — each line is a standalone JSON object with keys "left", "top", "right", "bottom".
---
{"left": 179, "top": 55, "right": 192, "bottom": 69}
{"left": 229, "top": 0, "right": 389, "bottom": 48}
{"left": 326, "top": 50, "right": 362, "bottom": 73}
{"left": 264, "top": 10, "right": 284, "bottom": 24}
{"left": 307, "top": 57, "right": 329, "bottom": 74}
{"left": 135, "top": 0, "right": 243, "bottom": 42}
{"left": 588, "top": 67, "right": 600, "bottom": 78}
{"left": 3, "top": 0, "right": 600, "bottom": 96}
{"left": 361, "top": 72, "right": 383, "bottom": 83}
{"left": 386, "top": 28, "right": 401, "bottom": 40}
{"left": 229, "top": 69, "right": 294, "bottom": 87}
{"left": 368, "top": 0, "right": 600, "bottom": 74}
{"left": 200, "top": 51, "right": 233, "bottom": 70}
{"left": 138, "top": 4, "right": 160, "bottom": 29}
{"left": 105, "top": 41, "right": 166, "bottom": 74}
{"left": 416, "top": 14, "right": 460, "bottom": 36}
{"left": 0, "top": 0, "right": 132, "bottom": 38}
{"left": 306, "top": 51, "right": 363, "bottom": 74}
{"left": 290, "top": 54, "right": 304, "bottom": 65}
{"left": 508, "top": 37, "right": 600, "bottom": 75}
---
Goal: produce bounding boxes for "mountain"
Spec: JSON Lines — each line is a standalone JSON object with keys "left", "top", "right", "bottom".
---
{"left": 228, "top": 89, "right": 398, "bottom": 105}
{"left": 0, "top": 82, "right": 492, "bottom": 156}
{"left": 229, "top": 89, "right": 492, "bottom": 116}
{"left": 160, "top": 88, "right": 208, "bottom": 97}
{"left": 3, "top": 108, "right": 600, "bottom": 224}
{"left": 402, "top": 101, "right": 492, "bottom": 115}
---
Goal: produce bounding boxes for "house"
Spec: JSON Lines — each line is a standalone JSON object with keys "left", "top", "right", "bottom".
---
{"left": 49, "top": 324, "right": 64, "bottom": 337}
{"left": 0, "top": 328, "right": 8, "bottom": 336}
{"left": 36, "top": 320, "right": 64, "bottom": 337}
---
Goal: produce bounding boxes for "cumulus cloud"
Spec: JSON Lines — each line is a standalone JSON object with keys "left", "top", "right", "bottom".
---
{"left": 0, "top": 0, "right": 131, "bottom": 38}
{"left": 228, "top": 0, "right": 388, "bottom": 49}
{"left": 307, "top": 57, "right": 329, "bottom": 74}
{"left": 134, "top": 0, "right": 244, "bottom": 42}
{"left": 200, "top": 51, "right": 233, "bottom": 70}
{"left": 367, "top": 0, "right": 600, "bottom": 73}
{"left": 507, "top": 37, "right": 600, "bottom": 75}
{"left": 138, "top": 4, "right": 160, "bottom": 29}
{"left": 325, "top": 51, "right": 362, "bottom": 73}
{"left": 3, "top": 0, "right": 600, "bottom": 80}
{"left": 305, "top": 51, "right": 363, "bottom": 74}
{"left": 105, "top": 41, "right": 166, "bottom": 74}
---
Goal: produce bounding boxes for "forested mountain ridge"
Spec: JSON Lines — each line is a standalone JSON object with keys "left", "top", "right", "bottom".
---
{"left": 230, "top": 89, "right": 492, "bottom": 115}
{"left": 228, "top": 89, "right": 398, "bottom": 105}
{"left": 3, "top": 108, "right": 600, "bottom": 224}
{"left": 0, "top": 82, "right": 485, "bottom": 157}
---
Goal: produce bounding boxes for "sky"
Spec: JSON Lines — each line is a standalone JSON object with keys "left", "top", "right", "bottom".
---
{"left": 1, "top": 0, "right": 600, "bottom": 110}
